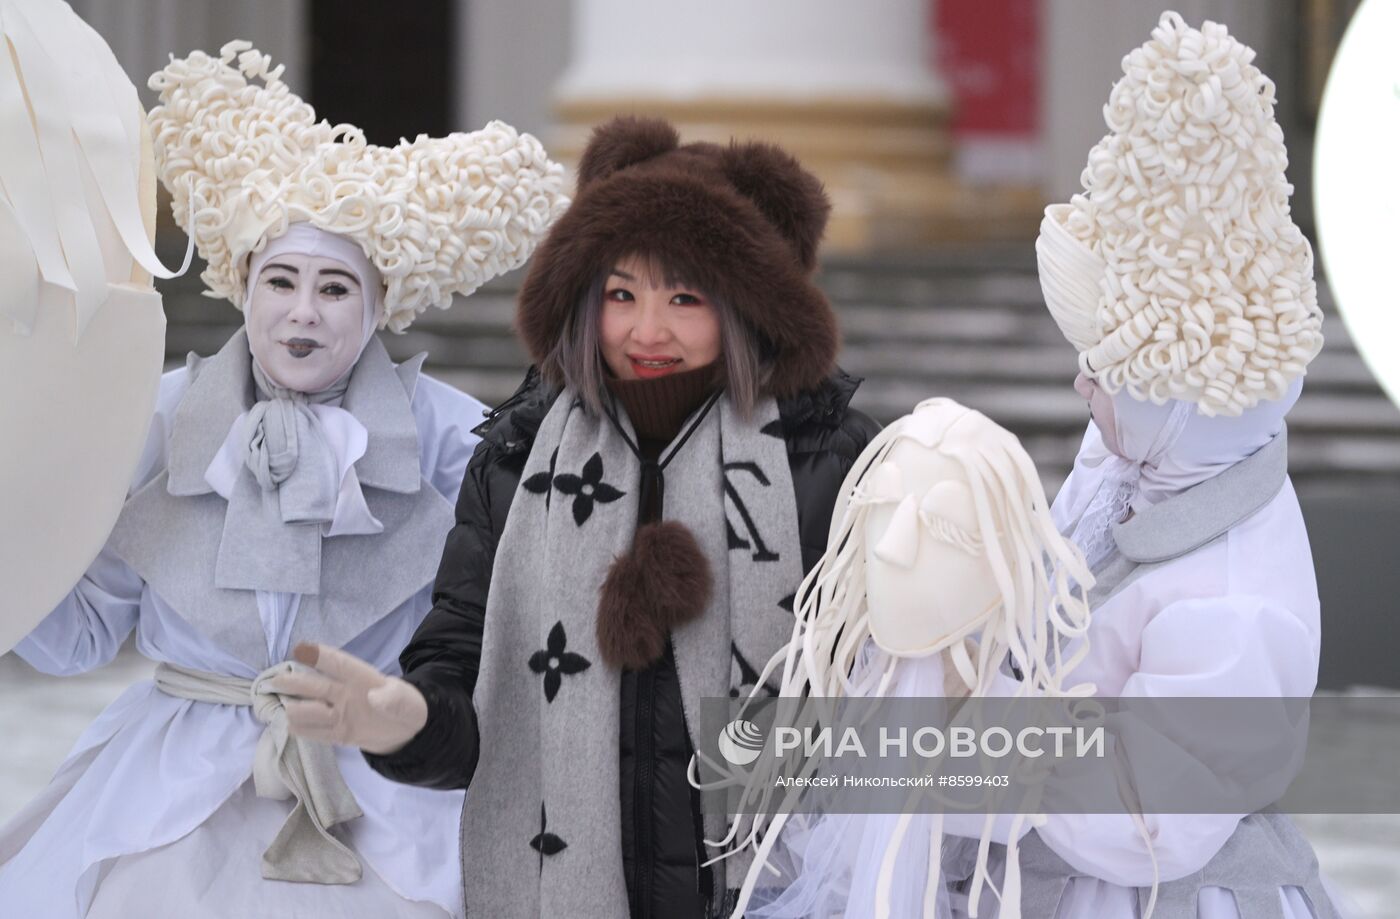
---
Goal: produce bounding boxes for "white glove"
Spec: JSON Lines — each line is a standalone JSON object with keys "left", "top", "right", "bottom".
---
{"left": 273, "top": 643, "right": 428, "bottom": 755}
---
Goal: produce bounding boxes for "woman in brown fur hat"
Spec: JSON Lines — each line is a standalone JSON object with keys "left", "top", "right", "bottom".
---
{"left": 280, "top": 116, "right": 880, "bottom": 919}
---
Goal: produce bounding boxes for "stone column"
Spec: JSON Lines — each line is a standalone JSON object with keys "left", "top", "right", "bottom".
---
{"left": 550, "top": 0, "right": 987, "bottom": 250}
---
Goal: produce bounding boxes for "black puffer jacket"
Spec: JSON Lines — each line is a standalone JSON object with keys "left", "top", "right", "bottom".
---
{"left": 368, "top": 366, "right": 879, "bottom": 917}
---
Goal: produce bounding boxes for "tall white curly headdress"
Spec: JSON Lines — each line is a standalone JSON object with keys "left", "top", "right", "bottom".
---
{"left": 1037, "top": 12, "right": 1323, "bottom": 416}
{"left": 147, "top": 41, "right": 569, "bottom": 331}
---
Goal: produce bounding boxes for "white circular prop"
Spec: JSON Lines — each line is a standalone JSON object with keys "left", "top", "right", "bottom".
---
{"left": 0, "top": 288, "right": 165, "bottom": 654}
{"left": 0, "top": 0, "right": 177, "bottom": 654}
{"left": 1314, "top": 0, "right": 1400, "bottom": 410}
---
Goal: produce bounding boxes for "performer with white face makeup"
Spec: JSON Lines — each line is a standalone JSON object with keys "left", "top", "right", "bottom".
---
{"left": 245, "top": 231, "right": 381, "bottom": 396}
{"left": 0, "top": 42, "right": 567, "bottom": 919}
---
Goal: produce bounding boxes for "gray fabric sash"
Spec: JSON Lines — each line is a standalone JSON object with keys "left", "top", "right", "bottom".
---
{"left": 1087, "top": 429, "right": 1290, "bottom": 607}
{"left": 107, "top": 329, "right": 453, "bottom": 668}
{"left": 153, "top": 661, "right": 364, "bottom": 884}
{"left": 460, "top": 391, "right": 803, "bottom": 918}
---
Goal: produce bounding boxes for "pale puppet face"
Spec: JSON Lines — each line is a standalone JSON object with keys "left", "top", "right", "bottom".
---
{"left": 247, "top": 253, "right": 368, "bottom": 393}
{"left": 861, "top": 422, "right": 1001, "bottom": 658}
{"left": 599, "top": 253, "right": 723, "bottom": 381}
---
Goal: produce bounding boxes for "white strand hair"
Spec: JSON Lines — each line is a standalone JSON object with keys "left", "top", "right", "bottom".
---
{"left": 704, "top": 401, "right": 1098, "bottom": 918}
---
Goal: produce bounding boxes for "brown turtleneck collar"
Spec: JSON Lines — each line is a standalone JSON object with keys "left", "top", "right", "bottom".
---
{"left": 604, "top": 363, "right": 720, "bottom": 459}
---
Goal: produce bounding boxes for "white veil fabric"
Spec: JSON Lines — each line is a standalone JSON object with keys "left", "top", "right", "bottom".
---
{"left": 745, "top": 643, "right": 958, "bottom": 919}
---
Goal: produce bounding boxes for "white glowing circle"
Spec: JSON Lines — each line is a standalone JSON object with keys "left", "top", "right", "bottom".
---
{"left": 717, "top": 719, "right": 765, "bottom": 767}
{"left": 1314, "top": 0, "right": 1400, "bottom": 410}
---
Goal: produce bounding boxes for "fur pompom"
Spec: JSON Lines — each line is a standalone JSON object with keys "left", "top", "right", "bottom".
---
{"left": 719, "top": 141, "right": 831, "bottom": 271}
{"left": 576, "top": 116, "right": 680, "bottom": 190}
{"left": 596, "top": 521, "right": 713, "bottom": 670}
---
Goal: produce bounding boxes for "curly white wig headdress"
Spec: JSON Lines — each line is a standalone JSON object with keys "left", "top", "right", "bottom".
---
{"left": 147, "top": 41, "right": 569, "bottom": 331}
{"left": 1037, "top": 12, "right": 1322, "bottom": 416}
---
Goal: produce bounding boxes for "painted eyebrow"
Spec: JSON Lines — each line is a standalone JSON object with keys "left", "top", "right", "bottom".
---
{"left": 258, "top": 264, "right": 358, "bottom": 284}
{"left": 609, "top": 268, "right": 636, "bottom": 281}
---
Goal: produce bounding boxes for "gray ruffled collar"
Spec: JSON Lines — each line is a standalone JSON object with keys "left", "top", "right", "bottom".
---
{"left": 166, "top": 328, "right": 424, "bottom": 498}
{"left": 1112, "top": 427, "right": 1289, "bottom": 565}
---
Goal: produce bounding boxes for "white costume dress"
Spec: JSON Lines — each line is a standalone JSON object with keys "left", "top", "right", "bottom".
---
{"left": 948, "top": 412, "right": 1344, "bottom": 919}
{"left": 0, "top": 332, "right": 485, "bottom": 919}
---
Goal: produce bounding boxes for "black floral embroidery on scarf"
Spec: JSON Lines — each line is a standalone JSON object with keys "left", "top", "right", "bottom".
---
{"left": 530, "top": 802, "right": 567, "bottom": 872}
{"left": 529, "top": 621, "right": 591, "bottom": 703}
{"left": 522, "top": 448, "right": 560, "bottom": 509}
{"left": 551, "top": 452, "right": 625, "bottom": 526}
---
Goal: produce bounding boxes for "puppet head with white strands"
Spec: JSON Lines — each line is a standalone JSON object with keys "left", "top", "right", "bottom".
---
{"left": 1036, "top": 11, "right": 1322, "bottom": 417}
{"left": 712, "top": 399, "right": 1096, "bottom": 919}
{"left": 783, "top": 397, "right": 1094, "bottom": 702}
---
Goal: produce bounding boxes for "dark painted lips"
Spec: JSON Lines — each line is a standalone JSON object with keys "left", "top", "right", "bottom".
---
{"left": 282, "top": 338, "right": 322, "bottom": 359}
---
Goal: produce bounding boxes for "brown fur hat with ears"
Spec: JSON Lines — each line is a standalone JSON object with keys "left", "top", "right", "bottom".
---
{"left": 517, "top": 115, "right": 839, "bottom": 399}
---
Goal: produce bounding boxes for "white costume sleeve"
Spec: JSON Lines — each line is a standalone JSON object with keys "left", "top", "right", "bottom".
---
{"left": 410, "top": 373, "right": 487, "bottom": 502}
{"left": 1033, "top": 594, "right": 1319, "bottom": 885}
{"left": 13, "top": 548, "right": 144, "bottom": 675}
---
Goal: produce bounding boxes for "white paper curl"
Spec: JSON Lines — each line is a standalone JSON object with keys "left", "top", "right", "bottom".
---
{"left": 147, "top": 41, "right": 570, "bottom": 331}
{"left": 1042, "top": 12, "right": 1323, "bottom": 417}
{"left": 1, "top": 0, "right": 166, "bottom": 653}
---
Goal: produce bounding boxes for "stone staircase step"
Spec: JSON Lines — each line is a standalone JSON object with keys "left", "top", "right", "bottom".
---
{"left": 838, "top": 344, "right": 1381, "bottom": 390}
{"left": 153, "top": 246, "right": 1397, "bottom": 491}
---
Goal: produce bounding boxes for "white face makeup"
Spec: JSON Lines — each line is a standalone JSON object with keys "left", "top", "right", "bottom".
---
{"left": 246, "top": 253, "right": 368, "bottom": 393}
{"left": 860, "top": 438, "right": 1001, "bottom": 658}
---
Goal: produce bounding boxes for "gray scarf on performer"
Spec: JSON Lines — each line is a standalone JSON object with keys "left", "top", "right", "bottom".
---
{"left": 214, "top": 354, "right": 363, "bottom": 594}
{"left": 241, "top": 360, "right": 347, "bottom": 518}
{"left": 460, "top": 389, "right": 804, "bottom": 918}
